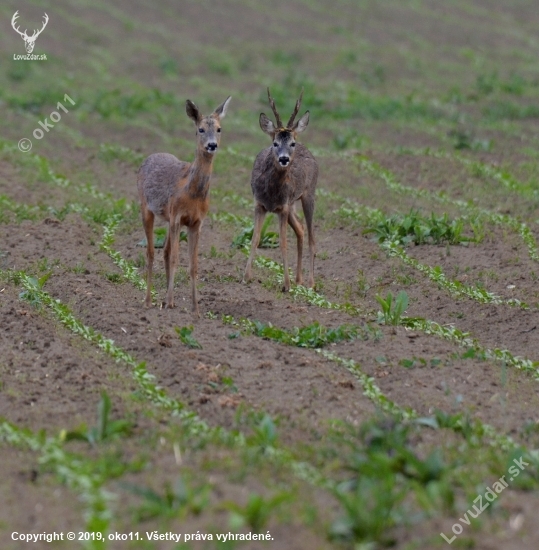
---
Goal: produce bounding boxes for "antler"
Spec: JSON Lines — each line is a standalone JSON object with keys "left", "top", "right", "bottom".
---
{"left": 11, "top": 11, "right": 48, "bottom": 39}
{"left": 267, "top": 87, "right": 283, "bottom": 128}
{"left": 11, "top": 11, "right": 28, "bottom": 38}
{"left": 287, "top": 88, "right": 304, "bottom": 128}
{"left": 31, "top": 13, "right": 49, "bottom": 39}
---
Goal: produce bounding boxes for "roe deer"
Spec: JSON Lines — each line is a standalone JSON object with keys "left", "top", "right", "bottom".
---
{"left": 137, "top": 96, "right": 231, "bottom": 316}
{"left": 243, "top": 88, "right": 318, "bottom": 291}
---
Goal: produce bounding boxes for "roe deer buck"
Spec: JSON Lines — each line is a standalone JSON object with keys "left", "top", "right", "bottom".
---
{"left": 137, "top": 96, "right": 231, "bottom": 316}
{"left": 243, "top": 88, "right": 318, "bottom": 291}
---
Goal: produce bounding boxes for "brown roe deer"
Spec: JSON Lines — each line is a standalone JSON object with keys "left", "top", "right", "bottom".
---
{"left": 137, "top": 96, "right": 231, "bottom": 316}
{"left": 243, "top": 88, "right": 318, "bottom": 291}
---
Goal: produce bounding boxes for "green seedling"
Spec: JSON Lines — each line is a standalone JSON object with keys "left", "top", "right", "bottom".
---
{"left": 329, "top": 418, "right": 454, "bottom": 545}
{"left": 97, "top": 143, "right": 145, "bottom": 166}
{"left": 122, "top": 476, "right": 210, "bottom": 521}
{"left": 376, "top": 290, "right": 408, "bottom": 325}
{"left": 18, "top": 271, "right": 52, "bottom": 307}
{"left": 64, "top": 391, "right": 132, "bottom": 445}
{"left": 364, "top": 209, "right": 471, "bottom": 246}
{"left": 222, "top": 315, "right": 364, "bottom": 348}
{"left": 225, "top": 491, "right": 291, "bottom": 532}
{"left": 175, "top": 325, "right": 202, "bottom": 349}
{"left": 249, "top": 414, "right": 278, "bottom": 451}
{"left": 231, "top": 216, "right": 278, "bottom": 249}
{"left": 137, "top": 227, "right": 187, "bottom": 248}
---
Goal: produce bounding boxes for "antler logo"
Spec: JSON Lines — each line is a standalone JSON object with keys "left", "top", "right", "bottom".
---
{"left": 11, "top": 11, "right": 49, "bottom": 54}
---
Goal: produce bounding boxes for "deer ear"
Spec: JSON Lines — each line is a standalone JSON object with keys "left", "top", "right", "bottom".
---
{"left": 292, "top": 111, "right": 309, "bottom": 134}
{"left": 213, "top": 96, "right": 231, "bottom": 119}
{"left": 186, "top": 100, "right": 201, "bottom": 124}
{"left": 259, "top": 113, "right": 275, "bottom": 136}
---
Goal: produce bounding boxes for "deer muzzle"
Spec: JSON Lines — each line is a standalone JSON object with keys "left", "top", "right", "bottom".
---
{"left": 278, "top": 155, "right": 290, "bottom": 167}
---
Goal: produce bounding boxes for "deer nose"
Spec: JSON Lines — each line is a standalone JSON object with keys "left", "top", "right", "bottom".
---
{"left": 206, "top": 142, "right": 218, "bottom": 152}
{"left": 278, "top": 156, "right": 289, "bottom": 166}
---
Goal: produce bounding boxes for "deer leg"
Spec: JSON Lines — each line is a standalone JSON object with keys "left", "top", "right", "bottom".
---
{"left": 243, "top": 204, "right": 267, "bottom": 283}
{"left": 278, "top": 207, "right": 291, "bottom": 292}
{"left": 301, "top": 195, "right": 316, "bottom": 288}
{"left": 141, "top": 206, "right": 155, "bottom": 307}
{"left": 187, "top": 222, "right": 201, "bottom": 318}
{"left": 164, "top": 220, "right": 180, "bottom": 308}
{"left": 287, "top": 205, "right": 304, "bottom": 286}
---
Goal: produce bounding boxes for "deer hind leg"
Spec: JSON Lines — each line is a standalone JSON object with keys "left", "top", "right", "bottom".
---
{"left": 141, "top": 206, "right": 155, "bottom": 307}
{"left": 243, "top": 203, "right": 267, "bottom": 283}
{"left": 278, "top": 207, "right": 291, "bottom": 292}
{"left": 187, "top": 222, "right": 201, "bottom": 317}
{"left": 287, "top": 204, "right": 304, "bottom": 286}
{"left": 163, "top": 220, "right": 181, "bottom": 308}
{"left": 301, "top": 195, "right": 316, "bottom": 288}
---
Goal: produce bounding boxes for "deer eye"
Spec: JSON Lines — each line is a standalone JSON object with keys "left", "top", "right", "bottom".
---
{"left": 217, "top": 128, "right": 221, "bottom": 133}
{"left": 290, "top": 142, "right": 296, "bottom": 147}
{"left": 198, "top": 128, "right": 205, "bottom": 133}
{"left": 273, "top": 142, "right": 278, "bottom": 147}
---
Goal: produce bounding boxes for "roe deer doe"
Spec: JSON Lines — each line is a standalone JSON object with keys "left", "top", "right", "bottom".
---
{"left": 243, "top": 88, "right": 318, "bottom": 291}
{"left": 137, "top": 96, "right": 231, "bottom": 316}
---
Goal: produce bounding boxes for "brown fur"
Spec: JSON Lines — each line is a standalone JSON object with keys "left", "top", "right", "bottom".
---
{"left": 137, "top": 96, "right": 231, "bottom": 316}
{"left": 244, "top": 89, "right": 318, "bottom": 291}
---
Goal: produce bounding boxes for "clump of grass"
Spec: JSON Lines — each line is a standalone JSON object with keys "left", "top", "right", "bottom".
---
{"left": 376, "top": 291, "right": 409, "bottom": 326}
{"left": 328, "top": 88, "right": 445, "bottom": 121}
{"left": 447, "top": 128, "right": 493, "bottom": 151}
{"left": 64, "top": 392, "right": 132, "bottom": 445}
{"left": 223, "top": 316, "right": 365, "bottom": 348}
{"left": 97, "top": 143, "right": 145, "bottom": 166}
{"left": 329, "top": 419, "right": 453, "bottom": 547}
{"left": 122, "top": 476, "right": 211, "bottom": 521}
{"left": 137, "top": 227, "right": 187, "bottom": 248}
{"left": 483, "top": 101, "right": 539, "bottom": 122}
{"left": 364, "top": 209, "right": 472, "bottom": 246}
{"left": 226, "top": 491, "right": 291, "bottom": 532}
{"left": 231, "top": 217, "right": 279, "bottom": 249}
{"left": 91, "top": 88, "right": 178, "bottom": 119}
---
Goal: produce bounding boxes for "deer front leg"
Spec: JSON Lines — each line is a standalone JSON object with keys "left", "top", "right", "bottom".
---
{"left": 141, "top": 207, "right": 155, "bottom": 307}
{"left": 187, "top": 222, "right": 201, "bottom": 317}
{"left": 243, "top": 203, "right": 267, "bottom": 283}
{"left": 164, "top": 220, "right": 181, "bottom": 308}
{"left": 287, "top": 205, "right": 304, "bottom": 286}
{"left": 278, "top": 207, "right": 291, "bottom": 292}
{"left": 301, "top": 194, "right": 316, "bottom": 289}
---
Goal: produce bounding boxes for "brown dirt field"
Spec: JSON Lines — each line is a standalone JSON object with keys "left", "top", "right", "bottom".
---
{"left": 3, "top": 0, "right": 539, "bottom": 549}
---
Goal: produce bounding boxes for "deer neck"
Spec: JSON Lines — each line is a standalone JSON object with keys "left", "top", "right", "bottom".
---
{"left": 186, "top": 149, "right": 215, "bottom": 199}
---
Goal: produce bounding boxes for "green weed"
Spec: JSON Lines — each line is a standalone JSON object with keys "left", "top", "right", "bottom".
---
{"left": 226, "top": 491, "right": 291, "bottom": 532}
{"left": 90, "top": 88, "right": 178, "bottom": 119}
{"left": 364, "top": 209, "right": 472, "bottom": 246}
{"left": 175, "top": 325, "right": 202, "bottom": 349}
{"left": 97, "top": 143, "right": 145, "bottom": 166}
{"left": 223, "top": 315, "right": 365, "bottom": 348}
{"left": 376, "top": 291, "right": 409, "bottom": 326}
{"left": 231, "top": 217, "right": 279, "bottom": 249}
{"left": 123, "top": 476, "right": 211, "bottom": 521}
{"left": 64, "top": 392, "right": 132, "bottom": 445}
{"left": 137, "top": 227, "right": 187, "bottom": 248}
